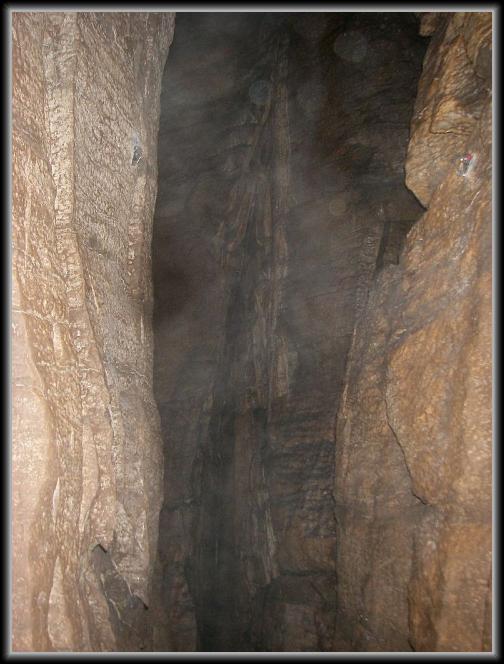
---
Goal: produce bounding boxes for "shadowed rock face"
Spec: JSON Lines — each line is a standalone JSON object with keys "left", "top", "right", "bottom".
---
{"left": 152, "top": 12, "right": 426, "bottom": 652}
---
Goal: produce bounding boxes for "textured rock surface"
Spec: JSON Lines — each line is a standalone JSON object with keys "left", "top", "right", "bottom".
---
{"left": 152, "top": 13, "right": 425, "bottom": 651}
{"left": 334, "top": 12, "right": 492, "bottom": 652}
{"left": 12, "top": 11, "right": 175, "bottom": 651}
{"left": 13, "top": 9, "right": 491, "bottom": 654}
{"left": 405, "top": 12, "right": 492, "bottom": 207}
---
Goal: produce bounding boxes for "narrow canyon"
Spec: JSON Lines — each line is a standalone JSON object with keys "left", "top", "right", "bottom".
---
{"left": 11, "top": 10, "right": 492, "bottom": 653}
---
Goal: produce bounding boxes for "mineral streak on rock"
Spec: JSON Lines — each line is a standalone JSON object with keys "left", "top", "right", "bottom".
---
{"left": 12, "top": 12, "right": 175, "bottom": 651}
{"left": 152, "top": 13, "right": 426, "bottom": 652}
{"left": 334, "top": 12, "right": 492, "bottom": 652}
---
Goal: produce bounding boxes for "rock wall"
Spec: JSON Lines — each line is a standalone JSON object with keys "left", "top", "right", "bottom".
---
{"left": 12, "top": 12, "right": 175, "bottom": 651}
{"left": 152, "top": 13, "right": 425, "bottom": 651}
{"left": 334, "top": 12, "right": 492, "bottom": 651}
{"left": 13, "top": 9, "right": 491, "bottom": 654}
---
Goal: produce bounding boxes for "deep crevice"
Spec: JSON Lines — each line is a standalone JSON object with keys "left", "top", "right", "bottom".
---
{"left": 152, "top": 12, "right": 426, "bottom": 652}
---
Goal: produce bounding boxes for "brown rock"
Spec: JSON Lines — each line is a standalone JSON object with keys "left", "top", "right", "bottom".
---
{"left": 405, "top": 13, "right": 492, "bottom": 207}
{"left": 335, "top": 13, "right": 492, "bottom": 652}
{"left": 12, "top": 11, "right": 175, "bottom": 651}
{"left": 419, "top": 13, "right": 446, "bottom": 36}
{"left": 12, "top": 9, "right": 491, "bottom": 653}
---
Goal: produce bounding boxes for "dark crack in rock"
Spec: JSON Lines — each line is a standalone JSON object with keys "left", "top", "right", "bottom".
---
{"left": 152, "top": 12, "right": 426, "bottom": 652}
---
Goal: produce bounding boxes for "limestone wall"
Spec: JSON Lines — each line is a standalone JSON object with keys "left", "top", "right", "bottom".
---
{"left": 334, "top": 12, "right": 492, "bottom": 651}
{"left": 12, "top": 11, "right": 175, "bottom": 651}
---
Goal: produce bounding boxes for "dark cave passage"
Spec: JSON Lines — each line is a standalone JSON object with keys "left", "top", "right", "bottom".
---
{"left": 152, "top": 12, "right": 426, "bottom": 652}
{"left": 10, "top": 9, "right": 492, "bottom": 653}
